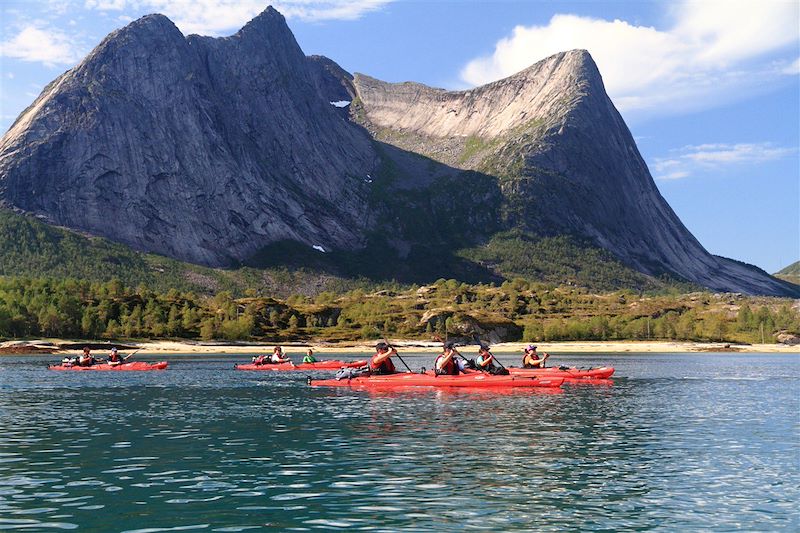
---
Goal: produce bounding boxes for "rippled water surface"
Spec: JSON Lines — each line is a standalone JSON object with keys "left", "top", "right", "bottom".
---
{"left": 1, "top": 352, "right": 798, "bottom": 531}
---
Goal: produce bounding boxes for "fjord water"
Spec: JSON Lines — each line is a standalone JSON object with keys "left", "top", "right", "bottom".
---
{"left": 1, "top": 353, "right": 797, "bottom": 532}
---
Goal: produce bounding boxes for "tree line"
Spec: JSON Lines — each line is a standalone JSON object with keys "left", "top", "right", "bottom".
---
{"left": 0, "top": 276, "right": 797, "bottom": 344}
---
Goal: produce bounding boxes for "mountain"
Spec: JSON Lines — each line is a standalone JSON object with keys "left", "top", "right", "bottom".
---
{"left": 775, "top": 261, "right": 800, "bottom": 285}
{"left": 0, "top": 6, "right": 796, "bottom": 297}
{"left": 0, "top": 8, "right": 376, "bottom": 266}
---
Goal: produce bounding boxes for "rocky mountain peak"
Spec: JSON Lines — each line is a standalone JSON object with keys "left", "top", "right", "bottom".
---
{"left": 0, "top": 9, "right": 795, "bottom": 297}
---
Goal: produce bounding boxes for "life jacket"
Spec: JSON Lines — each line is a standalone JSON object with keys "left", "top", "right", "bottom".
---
{"left": 270, "top": 354, "right": 285, "bottom": 364}
{"left": 253, "top": 355, "right": 266, "bottom": 365}
{"left": 522, "top": 353, "right": 540, "bottom": 368}
{"left": 109, "top": 353, "right": 121, "bottom": 362}
{"left": 78, "top": 355, "right": 92, "bottom": 367}
{"left": 370, "top": 353, "right": 396, "bottom": 375}
{"left": 477, "top": 353, "right": 494, "bottom": 369}
{"left": 434, "top": 354, "right": 457, "bottom": 375}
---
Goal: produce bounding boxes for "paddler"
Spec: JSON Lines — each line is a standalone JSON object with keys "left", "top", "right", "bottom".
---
{"left": 270, "top": 346, "right": 291, "bottom": 364}
{"left": 108, "top": 347, "right": 123, "bottom": 366}
{"left": 369, "top": 342, "right": 398, "bottom": 375}
{"left": 251, "top": 354, "right": 267, "bottom": 365}
{"left": 77, "top": 346, "right": 95, "bottom": 367}
{"left": 434, "top": 342, "right": 460, "bottom": 376}
{"left": 476, "top": 345, "right": 508, "bottom": 375}
{"left": 302, "top": 349, "right": 317, "bottom": 364}
{"left": 522, "top": 345, "right": 549, "bottom": 368}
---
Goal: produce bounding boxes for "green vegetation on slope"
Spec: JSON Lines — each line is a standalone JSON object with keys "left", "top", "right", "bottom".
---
{"left": 775, "top": 261, "right": 800, "bottom": 285}
{"left": 1, "top": 276, "right": 797, "bottom": 345}
{"left": 776, "top": 261, "right": 800, "bottom": 276}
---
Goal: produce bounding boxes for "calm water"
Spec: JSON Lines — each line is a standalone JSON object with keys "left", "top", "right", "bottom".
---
{"left": 0, "top": 352, "right": 798, "bottom": 532}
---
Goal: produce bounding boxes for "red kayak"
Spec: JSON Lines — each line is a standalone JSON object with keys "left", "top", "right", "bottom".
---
{"left": 509, "top": 366, "right": 614, "bottom": 380}
{"left": 310, "top": 371, "right": 564, "bottom": 389}
{"left": 49, "top": 361, "right": 168, "bottom": 371}
{"left": 235, "top": 360, "right": 367, "bottom": 371}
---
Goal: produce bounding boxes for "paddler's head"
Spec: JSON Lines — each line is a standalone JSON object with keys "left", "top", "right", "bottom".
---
{"left": 375, "top": 342, "right": 389, "bottom": 354}
{"left": 273, "top": 346, "right": 282, "bottom": 354}
{"left": 83, "top": 347, "right": 90, "bottom": 354}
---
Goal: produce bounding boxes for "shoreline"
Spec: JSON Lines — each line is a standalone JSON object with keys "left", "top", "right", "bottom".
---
{"left": 3, "top": 339, "right": 798, "bottom": 355}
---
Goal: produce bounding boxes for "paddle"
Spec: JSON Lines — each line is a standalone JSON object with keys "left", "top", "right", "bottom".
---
{"left": 123, "top": 348, "right": 141, "bottom": 361}
{"left": 382, "top": 336, "right": 412, "bottom": 373}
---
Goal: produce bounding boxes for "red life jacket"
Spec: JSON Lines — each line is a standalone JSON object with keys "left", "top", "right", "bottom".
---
{"left": 434, "top": 354, "right": 457, "bottom": 375}
{"left": 370, "top": 353, "right": 396, "bottom": 374}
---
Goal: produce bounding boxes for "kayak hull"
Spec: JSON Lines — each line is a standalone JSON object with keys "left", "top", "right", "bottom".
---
{"left": 235, "top": 360, "right": 367, "bottom": 371}
{"left": 48, "top": 361, "right": 168, "bottom": 371}
{"left": 509, "top": 366, "right": 615, "bottom": 380}
{"left": 311, "top": 372, "right": 564, "bottom": 389}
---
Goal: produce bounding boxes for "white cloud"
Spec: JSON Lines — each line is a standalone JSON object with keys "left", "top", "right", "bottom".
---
{"left": 652, "top": 142, "right": 797, "bottom": 180}
{"left": 461, "top": 0, "right": 799, "bottom": 118}
{"left": 0, "top": 25, "right": 83, "bottom": 65}
{"left": 83, "top": 0, "right": 392, "bottom": 35}
{"left": 784, "top": 57, "right": 800, "bottom": 75}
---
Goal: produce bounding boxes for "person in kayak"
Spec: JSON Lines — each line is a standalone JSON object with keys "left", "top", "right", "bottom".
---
{"left": 270, "top": 346, "right": 290, "bottom": 364}
{"left": 476, "top": 345, "right": 508, "bottom": 375}
{"left": 251, "top": 354, "right": 267, "bottom": 365}
{"left": 369, "top": 342, "right": 398, "bottom": 375}
{"left": 522, "top": 345, "right": 549, "bottom": 368}
{"left": 77, "top": 347, "right": 95, "bottom": 367}
{"left": 434, "top": 342, "right": 460, "bottom": 376}
{"left": 302, "top": 349, "right": 317, "bottom": 364}
{"left": 108, "top": 347, "right": 123, "bottom": 366}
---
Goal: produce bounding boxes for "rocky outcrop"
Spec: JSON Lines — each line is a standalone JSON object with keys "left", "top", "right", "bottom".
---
{"left": 0, "top": 8, "right": 376, "bottom": 266}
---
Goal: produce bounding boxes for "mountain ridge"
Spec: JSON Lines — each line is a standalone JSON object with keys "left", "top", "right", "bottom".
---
{"left": 0, "top": 7, "right": 796, "bottom": 298}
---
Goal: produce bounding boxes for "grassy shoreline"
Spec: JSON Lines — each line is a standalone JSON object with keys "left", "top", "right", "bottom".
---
{"left": 3, "top": 338, "right": 798, "bottom": 355}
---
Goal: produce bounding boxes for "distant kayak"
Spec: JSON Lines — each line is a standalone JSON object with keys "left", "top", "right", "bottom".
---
{"left": 235, "top": 360, "right": 367, "bottom": 371}
{"left": 509, "top": 366, "right": 615, "bottom": 380}
{"left": 310, "top": 371, "right": 564, "bottom": 389}
{"left": 49, "top": 361, "right": 168, "bottom": 371}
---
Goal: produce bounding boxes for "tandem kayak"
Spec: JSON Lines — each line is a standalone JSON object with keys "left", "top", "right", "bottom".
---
{"left": 508, "top": 366, "right": 615, "bottom": 380}
{"left": 235, "top": 360, "right": 367, "bottom": 371}
{"left": 48, "top": 361, "right": 168, "bottom": 371}
{"left": 310, "top": 371, "right": 564, "bottom": 389}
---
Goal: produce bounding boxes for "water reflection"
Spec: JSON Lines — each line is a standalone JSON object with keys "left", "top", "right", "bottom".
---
{"left": 0, "top": 353, "right": 797, "bottom": 531}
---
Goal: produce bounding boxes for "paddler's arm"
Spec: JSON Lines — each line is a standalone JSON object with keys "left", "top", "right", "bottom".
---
{"left": 371, "top": 348, "right": 396, "bottom": 366}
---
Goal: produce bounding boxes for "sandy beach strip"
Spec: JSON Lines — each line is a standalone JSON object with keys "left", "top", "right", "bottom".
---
{"left": 4, "top": 338, "right": 797, "bottom": 355}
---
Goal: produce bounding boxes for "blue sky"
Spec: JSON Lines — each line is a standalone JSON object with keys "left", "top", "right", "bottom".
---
{"left": 1, "top": 0, "right": 798, "bottom": 274}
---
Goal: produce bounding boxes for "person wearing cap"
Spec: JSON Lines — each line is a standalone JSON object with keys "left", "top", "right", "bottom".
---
{"left": 476, "top": 345, "right": 508, "bottom": 375}
{"left": 522, "top": 345, "right": 549, "bottom": 368}
{"left": 302, "top": 349, "right": 317, "bottom": 364}
{"left": 369, "top": 342, "right": 398, "bottom": 375}
{"left": 270, "top": 346, "right": 290, "bottom": 364}
{"left": 434, "top": 342, "right": 460, "bottom": 376}
{"left": 77, "top": 347, "right": 95, "bottom": 367}
{"left": 108, "top": 347, "right": 123, "bottom": 366}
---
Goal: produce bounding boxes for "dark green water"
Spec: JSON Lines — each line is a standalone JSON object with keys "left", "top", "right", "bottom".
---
{"left": 0, "top": 352, "right": 798, "bottom": 532}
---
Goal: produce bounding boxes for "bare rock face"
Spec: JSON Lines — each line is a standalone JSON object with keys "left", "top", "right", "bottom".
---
{"left": 0, "top": 9, "right": 795, "bottom": 297}
{"left": 0, "top": 8, "right": 376, "bottom": 265}
{"left": 353, "top": 50, "right": 796, "bottom": 296}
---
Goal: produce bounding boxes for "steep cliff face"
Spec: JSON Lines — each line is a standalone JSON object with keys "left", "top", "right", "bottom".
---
{"left": 0, "top": 9, "right": 794, "bottom": 296}
{"left": 0, "top": 8, "right": 376, "bottom": 266}
{"left": 353, "top": 51, "right": 795, "bottom": 296}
